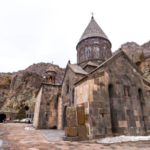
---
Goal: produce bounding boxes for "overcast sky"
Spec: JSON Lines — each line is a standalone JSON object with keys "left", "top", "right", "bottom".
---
{"left": 0, "top": 0, "right": 150, "bottom": 72}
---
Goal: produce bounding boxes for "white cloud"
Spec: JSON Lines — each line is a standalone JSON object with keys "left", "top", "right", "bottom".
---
{"left": 0, "top": 0, "right": 150, "bottom": 72}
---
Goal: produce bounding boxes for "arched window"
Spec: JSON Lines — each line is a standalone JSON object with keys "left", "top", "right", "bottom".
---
{"left": 93, "top": 46, "right": 99, "bottom": 58}
{"left": 72, "top": 89, "right": 74, "bottom": 104}
{"left": 102, "top": 49, "right": 105, "bottom": 58}
{"left": 50, "top": 76, "right": 52, "bottom": 82}
{"left": 108, "top": 84, "right": 113, "bottom": 98}
{"left": 138, "top": 89, "right": 144, "bottom": 101}
{"left": 66, "top": 80, "right": 69, "bottom": 93}
{"left": 88, "top": 49, "right": 90, "bottom": 58}
{"left": 108, "top": 84, "right": 117, "bottom": 134}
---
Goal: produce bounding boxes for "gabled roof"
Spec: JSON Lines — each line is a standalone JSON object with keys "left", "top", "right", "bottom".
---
{"left": 61, "top": 63, "right": 88, "bottom": 85}
{"left": 68, "top": 64, "right": 88, "bottom": 75}
{"left": 82, "top": 61, "right": 98, "bottom": 69}
{"left": 74, "top": 50, "right": 144, "bottom": 86}
{"left": 90, "top": 50, "right": 143, "bottom": 75}
{"left": 78, "top": 17, "right": 110, "bottom": 44}
{"left": 46, "top": 66, "right": 57, "bottom": 74}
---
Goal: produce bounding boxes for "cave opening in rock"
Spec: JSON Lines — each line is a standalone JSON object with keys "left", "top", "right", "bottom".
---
{"left": 0, "top": 114, "right": 6, "bottom": 122}
{"left": 25, "top": 106, "right": 29, "bottom": 111}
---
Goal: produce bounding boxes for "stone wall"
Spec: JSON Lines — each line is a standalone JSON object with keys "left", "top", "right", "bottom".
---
{"left": 75, "top": 54, "right": 150, "bottom": 139}
{"left": 57, "top": 96, "right": 63, "bottom": 129}
{"left": 62, "top": 66, "right": 86, "bottom": 128}
{"left": 76, "top": 37, "right": 112, "bottom": 67}
{"left": 33, "top": 83, "right": 61, "bottom": 129}
{"left": 0, "top": 111, "right": 17, "bottom": 122}
{"left": 33, "top": 86, "right": 43, "bottom": 128}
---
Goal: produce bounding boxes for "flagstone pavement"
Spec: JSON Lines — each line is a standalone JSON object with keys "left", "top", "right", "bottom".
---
{"left": 0, "top": 123, "right": 150, "bottom": 150}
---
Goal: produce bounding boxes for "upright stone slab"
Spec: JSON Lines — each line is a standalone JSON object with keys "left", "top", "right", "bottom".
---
{"left": 65, "top": 127, "right": 78, "bottom": 137}
{"left": 66, "top": 107, "right": 77, "bottom": 127}
{"left": 77, "top": 105, "right": 85, "bottom": 125}
{"left": 78, "top": 125, "right": 87, "bottom": 137}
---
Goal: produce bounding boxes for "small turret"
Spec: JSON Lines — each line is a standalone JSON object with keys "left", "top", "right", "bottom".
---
{"left": 45, "top": 66, "right": 57, "bottom": 84}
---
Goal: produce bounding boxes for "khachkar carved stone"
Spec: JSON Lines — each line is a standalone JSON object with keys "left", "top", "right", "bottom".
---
{"left": 66, "top": 107, "right": 77, "bottom": 127}
{"left": 63, "top": 106, "right": 88, "bottom": 141}
{"left": 77, "top": 105, "right": 87, "bottom": 138}
{"left": 65, "top": 127, "right": 78, "bottom": 137}
{"left": 78, "top": 125, "right": 87, "bottom": 137}
{"left": 77, "top": 105, "right": 85, "bottom": 125}
{"left": 65, "top": 107, "right": 78, "bottom": 137}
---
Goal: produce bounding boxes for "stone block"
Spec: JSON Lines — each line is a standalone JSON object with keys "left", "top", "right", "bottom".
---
{"left": 99, "top": 108, "right": 107, "bottom": 114}
{"left": 78, "top": 125, "right": 87, "bottom": 137}
{"left": 66, "top": 107, "right": 77, "bottom": 127}
{"left": 90, "top": 102, "right": 102, "bottom": 108}
{"left": 62, "top": 136, "right": 88, "bottom": 141}
{"left": 65, "top": 127, "right": 78, "bottom": 137}
{"left": 62, "top": 136, "right": 79, "bottom": 141}
{"left": 77, "top": 106, "right": 85, "bottom": 125}
{"left": 118, "top": 121, "right": 128, "bottom": 127}
{"left": 136, "top": 121, "right": 140, "bottom": 127}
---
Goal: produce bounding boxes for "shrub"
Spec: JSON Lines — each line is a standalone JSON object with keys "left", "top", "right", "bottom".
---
{"left": 15, "top": 107, "right": 26, "bottom": 120}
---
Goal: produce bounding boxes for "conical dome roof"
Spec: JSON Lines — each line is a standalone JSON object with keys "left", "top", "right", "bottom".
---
{"left": 78, "top": 17, "right": 110, "bottom": 43}
{"left": 46, "top": 66, "right": 57, "bottom": 74}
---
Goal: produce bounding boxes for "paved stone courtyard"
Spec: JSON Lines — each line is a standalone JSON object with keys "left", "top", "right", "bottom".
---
{"left": 1, "top": 123, "right": 150, "bottom": 150}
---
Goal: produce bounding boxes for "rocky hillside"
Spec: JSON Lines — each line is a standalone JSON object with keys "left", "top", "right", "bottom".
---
{"left": 0, "top": 63, "right": 65, "bottom": 113}
{"left": 114, "top": 41, "right": 150, "bottom": 81}
{"left": 1, "top": 40, "right": 150, "bottom": 114}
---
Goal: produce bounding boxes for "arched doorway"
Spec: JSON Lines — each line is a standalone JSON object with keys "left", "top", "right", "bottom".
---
{"left": 0, "top": 114, "right": 6, "bottom": 122}
{"left": 63, "top": 106, "right": 67, "bottom": 129}
{"left": 108, "top": 84, "right": 117, "bottom": 134}
{"left": 138, "top": 88, "right": 146, "bottom": 133}
{"left": 72, "top": 89, "right": 74, "bottom": 104}
{"left": 138, "top": 89, "right": 144, "bottom": 101}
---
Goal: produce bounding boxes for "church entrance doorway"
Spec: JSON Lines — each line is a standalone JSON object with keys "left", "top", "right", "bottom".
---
{"left": 0, "top": 114, "right": 6, "bottom": 122}
{"left": 108, "top": 84, "right": 118, "bottom": 134}
{"left": 63, "top": 106, "right": 67, "bottom": 129}
{"left": 138, "top": 89, "right": 146, "bottom": 133}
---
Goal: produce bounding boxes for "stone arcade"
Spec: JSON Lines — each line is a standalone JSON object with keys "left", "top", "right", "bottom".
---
{"left": 33, "top": 16, "right": 150, "bottom": 139}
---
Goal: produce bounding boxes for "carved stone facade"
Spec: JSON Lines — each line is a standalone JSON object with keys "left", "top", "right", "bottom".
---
{"left": 76, "top": 17, "right": 112, "bottom": 67}
{"left": 74, "top": 52, "right": 150, "bottom": 138}
{"left": 77, "top": 37, "right": 112, "bottom": 67}
{"left": 34, "top": 16, "right": 150, "bottom": 140}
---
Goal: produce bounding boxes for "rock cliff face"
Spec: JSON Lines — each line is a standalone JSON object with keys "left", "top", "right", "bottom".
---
{"left": 115, "top": 41, "right": 150, "bottom": 81}
{"left": 0, "top": 63, "right": 65, "bottom": 113}
{"left": 1, "top": 40, "right": 150, "bottom": 113}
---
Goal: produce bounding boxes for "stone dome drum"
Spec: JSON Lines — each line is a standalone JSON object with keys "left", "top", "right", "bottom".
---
{"left": 76, "top": 17, "right": 112, "bottom": 67}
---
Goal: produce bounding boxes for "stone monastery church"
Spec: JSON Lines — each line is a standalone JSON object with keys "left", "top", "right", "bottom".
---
{"left": 33, "top": 16, "right": 150, "bottom": 139}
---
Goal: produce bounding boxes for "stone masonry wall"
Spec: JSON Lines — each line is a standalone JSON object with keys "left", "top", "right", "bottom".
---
{"left": 62, "top": 66, "right": 85, "bottom": 128}
{"left": 36, "top": 84, "right": 61, "bottom": 129}
{"left": 75, "top": 54, "right": 150, "bottom": 139}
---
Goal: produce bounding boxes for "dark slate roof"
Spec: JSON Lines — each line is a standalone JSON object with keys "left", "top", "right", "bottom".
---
{"left": 46, "top": 66, "right": 57, "bottom": 74}
{"left": 90, "top": 50, "right": 143, "bottom": 76}
{"left": 74, "top": 50, "right": 144, "bottom": 86}
{"left": 78, "top": 17, "right": 110, "bottom": 43}
{"left": 69, "top": 64, "right": 88, "bottom": 75}
{"left": 82, "top": 61, "right": 98, "bottom": 68}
